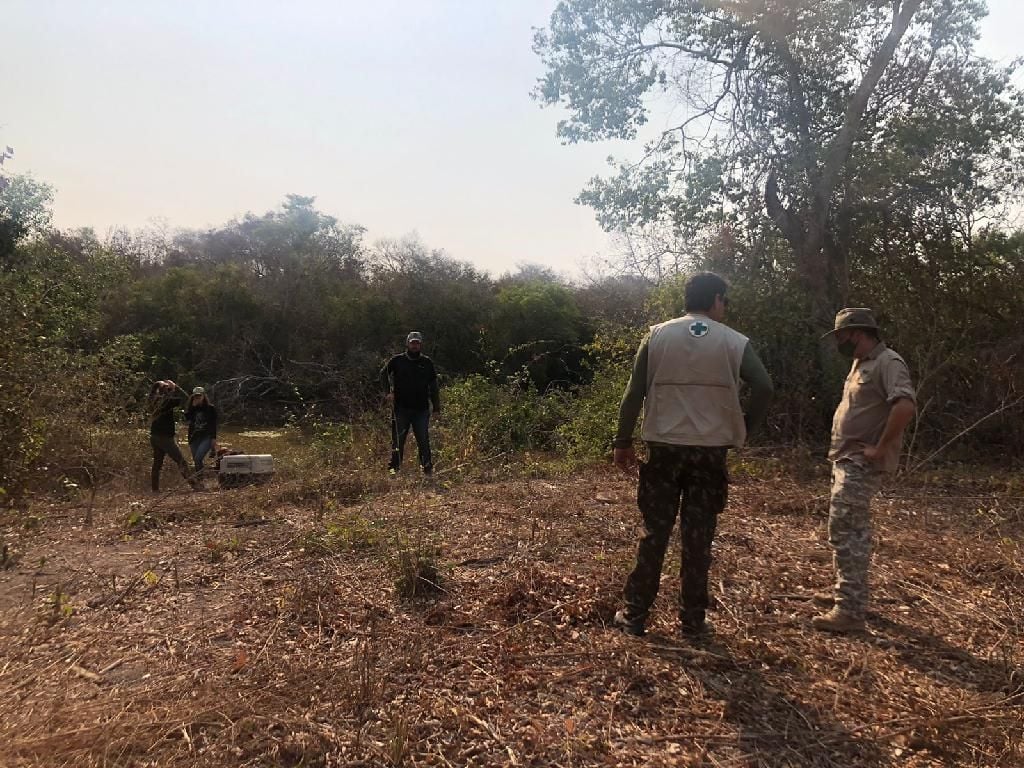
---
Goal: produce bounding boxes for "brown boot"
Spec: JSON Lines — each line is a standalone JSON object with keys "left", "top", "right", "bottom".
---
{"left": 812, "top": 607, "right": 865, "bottom": 634}
{"left": 812, "top": 592, "right": 834, "bottom": 606}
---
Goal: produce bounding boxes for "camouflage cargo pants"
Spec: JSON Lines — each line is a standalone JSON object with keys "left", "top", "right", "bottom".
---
{"left": 623, "top": 445, "right": 728, "bottom": 630}
{"left": 828, "top": 459, "right": 883, "bottom": 619}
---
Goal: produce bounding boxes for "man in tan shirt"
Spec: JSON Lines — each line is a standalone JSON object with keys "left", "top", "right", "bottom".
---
{"left": 815, "top": 308, "right": 916, "bottom": 633}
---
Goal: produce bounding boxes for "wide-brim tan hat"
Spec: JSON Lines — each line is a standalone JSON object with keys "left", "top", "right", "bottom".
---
{"left": 821, "top": 308, "right": 879, "bottom": 338}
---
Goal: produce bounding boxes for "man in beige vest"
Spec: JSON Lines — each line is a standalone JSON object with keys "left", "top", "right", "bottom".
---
{"left": 814, "top": 308, "right": 915, "bottom": 633}
{"left": 612, "top": 273, "right": 774, "bottom": 637}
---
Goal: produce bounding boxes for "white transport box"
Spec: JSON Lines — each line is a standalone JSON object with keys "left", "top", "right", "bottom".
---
{"left": 218, "top": 454, "right": 275, "bottom": 488}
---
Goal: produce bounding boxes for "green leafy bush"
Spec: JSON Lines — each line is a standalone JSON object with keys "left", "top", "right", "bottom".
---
{"left": 391, "top": 544, "right": 443, "bottom": 600}
{"left": 555, "top": 326, "right": 642, "bottom": 461}
{"left": 0, "top": 231, "right": 144, "bottom": 504}
{"left": 441, "top": 367, "right": 571, "bottom": 458}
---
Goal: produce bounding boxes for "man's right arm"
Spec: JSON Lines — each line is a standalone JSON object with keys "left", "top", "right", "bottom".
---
{"left": 380, "top": 357, "right": 393, "bottom": 395}
{"left": 740, "top": 342, "right": 773, "bottom": 435}
{"left": 613, "top": 334, "right": 650, "bottom": 449}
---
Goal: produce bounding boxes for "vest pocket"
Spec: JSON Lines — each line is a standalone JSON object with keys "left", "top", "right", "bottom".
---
{"left": 648, "top": 382, "right": 743, "bottom": 445}
{"left": 651, "top": 384, "right": 714, "bottom": 435}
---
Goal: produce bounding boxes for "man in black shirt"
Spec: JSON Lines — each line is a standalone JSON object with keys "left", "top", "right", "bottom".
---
{"left": 381, "top": 331, "right": 441, "bottom": 475}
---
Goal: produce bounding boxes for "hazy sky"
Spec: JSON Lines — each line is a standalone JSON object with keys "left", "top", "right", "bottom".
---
{"left": 4, "top": 1, "right": 1022, "bottom": 275}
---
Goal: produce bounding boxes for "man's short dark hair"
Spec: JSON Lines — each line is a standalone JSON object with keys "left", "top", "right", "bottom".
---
{"left": 684, "top": 272, "right": 729, "bottom": 313}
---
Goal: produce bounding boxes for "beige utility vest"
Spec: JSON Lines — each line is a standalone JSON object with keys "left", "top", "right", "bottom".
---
{"left": 641, "top": 315, "right": 748, "bottom": 448}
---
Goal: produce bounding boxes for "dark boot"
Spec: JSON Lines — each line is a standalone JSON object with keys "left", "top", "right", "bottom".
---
{"left": 612, "top": 608, "right": 645, "bottom": 637}
{"left": 680, "top": 609, "right": 712, "bottom": 638}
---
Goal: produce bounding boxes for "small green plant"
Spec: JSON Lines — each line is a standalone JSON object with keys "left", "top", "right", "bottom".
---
{"left": 1, "top": 543, "right": 17, "bottom": 570}
{"left": 328, "top": 516, "right": 384, "bottom": 552}
{"left": 388, "top": 715, "right": 410, "bottom": 766}
{"left": 43, "top": 583, "right": 73, "bottom": 624}
{"left": 391, "top": 544, "right": 443, "bottom": 600}
{"left": 204, "top": 537, "right": 241, "bottom": 563}
{"left": 124, "top": 501, "right": 157, "bottom": 531}
{"left": 310, "top": 420, "right": 354, "bottom": 460}
{"left": 302, "top": 513, "right": 388, "bottom": 555}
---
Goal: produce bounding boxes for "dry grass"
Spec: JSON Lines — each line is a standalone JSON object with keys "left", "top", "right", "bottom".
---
{"left": 0, "top": 454, "right": 1022, "bottom": 767}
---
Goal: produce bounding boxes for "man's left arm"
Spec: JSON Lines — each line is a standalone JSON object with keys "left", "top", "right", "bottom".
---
{"left": 739, "top": 342, "right": 774, "bottom": 435}
{"left": 428, "top": 359, "right": 441, "bottom": 413}
{"left": 864, "top": 357, "right": 916, "bottom": 462}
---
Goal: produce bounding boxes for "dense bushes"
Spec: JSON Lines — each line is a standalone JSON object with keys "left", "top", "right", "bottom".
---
{"left": 3, "top": 174, "right": 1024, "bottom": 505}
{"left": 442, "top": 370, "right": 571, "bottom": 457}
{"left": 439, "top": 328, "right": 644, "bottom": 464}
{"left": 0, "top": 232, "right": 146, "bottom": 501}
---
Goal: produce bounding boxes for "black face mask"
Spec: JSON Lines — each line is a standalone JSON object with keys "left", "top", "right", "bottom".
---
{"left": 837, "top": 337, "right": 857, "bottom": 358}
{"left": 407, "top": 349, "right": 421, "bottom": 359}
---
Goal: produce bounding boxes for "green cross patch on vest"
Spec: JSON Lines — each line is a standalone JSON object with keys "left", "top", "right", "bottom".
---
{"left": 689, "top": 321, "right": 709, "bottom": 338}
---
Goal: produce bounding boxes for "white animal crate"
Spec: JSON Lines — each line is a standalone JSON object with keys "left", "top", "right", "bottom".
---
{"left": 217, "top": 454, "right": 275, "bottom": 488}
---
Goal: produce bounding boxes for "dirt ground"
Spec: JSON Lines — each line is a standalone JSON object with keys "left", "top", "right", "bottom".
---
{"left": 1, "top": 458, "right": 1022, "bottom": 767}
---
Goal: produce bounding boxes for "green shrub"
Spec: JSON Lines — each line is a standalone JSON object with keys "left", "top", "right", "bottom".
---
{"left": 298, "top": 509, "right": 390, "bottom": 556}
{"left": 308, "top": 417, "right": 354, "bottom": 462}
{"left": 555, "top": 326, "right": 642, "bottom": 461}
{"left": 391, "top": 544, "right": 443, "bottom": 599}
{"left": 441, "top": 367, "right": 571, "bottom": 457}
{"left": 556, "top": 363, "right": 631, "bottom": 461}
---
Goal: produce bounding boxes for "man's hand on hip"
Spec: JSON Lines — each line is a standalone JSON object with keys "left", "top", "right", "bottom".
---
{"left": 862, "top": 444, "right": 884, "bottom": 464}
{"left": 385, "top": 393, "right": 394, "bottom": 405}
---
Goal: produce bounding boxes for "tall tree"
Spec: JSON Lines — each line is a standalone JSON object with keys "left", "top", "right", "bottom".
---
{"left": 534, "top": 0, "right": 1024, "bottom": 324}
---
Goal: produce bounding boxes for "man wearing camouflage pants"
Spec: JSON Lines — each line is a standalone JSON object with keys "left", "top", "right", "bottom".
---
{"left": 611, "top": 273, "right": 774, "bottom": 638}
{"left": 815, "top": 308, "right": 916, "bottom": 633}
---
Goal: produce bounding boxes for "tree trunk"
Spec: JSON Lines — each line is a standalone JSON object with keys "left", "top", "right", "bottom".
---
{"left": 764, "top": 0, "right": 924, "bottom": 329}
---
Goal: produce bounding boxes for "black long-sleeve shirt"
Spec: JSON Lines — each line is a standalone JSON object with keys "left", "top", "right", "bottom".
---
{"left": 381, "top": 353, "right": 441, "bottom": 411}
{"left": 149, "top": 393, "right": 183, "bottom": 437}
{"left": 185, "top": 403, "right": 218, "bottom": 443}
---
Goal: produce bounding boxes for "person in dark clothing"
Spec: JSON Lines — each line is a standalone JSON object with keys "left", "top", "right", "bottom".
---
{"left": 148, "top": 380, "right": 196, "bottom": 492}
{"left": 381, "top": 331, "right": 441, "bottom": 475}
{"left": 184, "top": 386, "right": 218, "bottom": 479}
